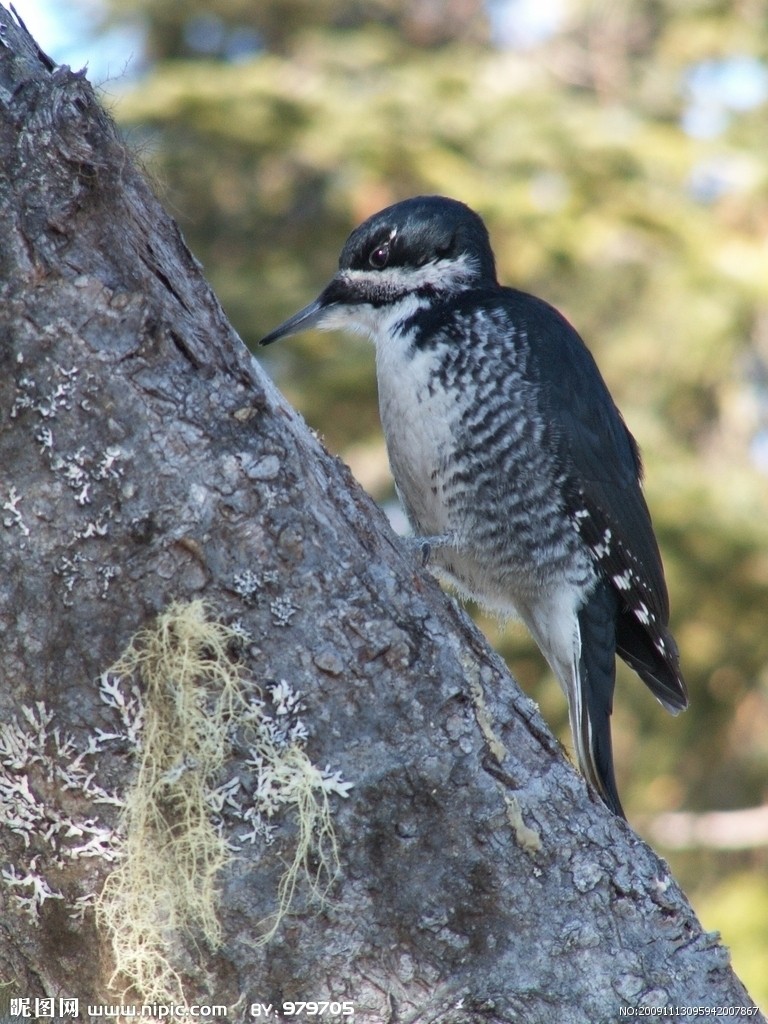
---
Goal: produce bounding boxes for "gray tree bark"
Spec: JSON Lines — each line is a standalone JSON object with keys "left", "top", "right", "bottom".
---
{"left": 0, "top": 10, "right": 762, "bottom": 1024}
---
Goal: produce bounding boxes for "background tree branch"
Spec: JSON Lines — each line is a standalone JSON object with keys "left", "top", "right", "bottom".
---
{"left": 0, "top": 9, "right": 763, "bottom": 1022}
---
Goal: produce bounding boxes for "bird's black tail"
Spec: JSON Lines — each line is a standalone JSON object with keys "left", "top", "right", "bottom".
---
{"left": 575, "top": 583, "right": 625, "bottom": 818}
{"left": 616, "top": 613, "right": 688, "bottom": 715}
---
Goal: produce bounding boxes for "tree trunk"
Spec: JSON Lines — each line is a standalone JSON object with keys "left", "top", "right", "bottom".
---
{"left": 0, "top": 11, "right": 762, "bottom": 1023}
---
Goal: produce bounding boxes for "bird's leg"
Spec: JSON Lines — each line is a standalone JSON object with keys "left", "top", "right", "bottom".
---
{"left": 406, "top": 533, "right": 456, "bottom": 567}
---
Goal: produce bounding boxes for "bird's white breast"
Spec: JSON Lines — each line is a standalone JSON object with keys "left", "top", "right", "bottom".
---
{"left": 373, "top": 322, "right": 458, "bottom": 538}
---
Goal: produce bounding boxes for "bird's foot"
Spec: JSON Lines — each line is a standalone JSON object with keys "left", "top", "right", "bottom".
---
{"left": 406, "top": 533, "right": 455, "bottom": 567}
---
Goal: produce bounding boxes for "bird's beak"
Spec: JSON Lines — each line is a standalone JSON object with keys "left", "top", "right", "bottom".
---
{"left": 260, "top": 295, "right": 332, "bottom": 346}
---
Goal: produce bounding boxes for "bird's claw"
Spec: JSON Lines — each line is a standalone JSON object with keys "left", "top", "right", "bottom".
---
{"left": 406, "top": 534, "right": 453, "bottom": 568}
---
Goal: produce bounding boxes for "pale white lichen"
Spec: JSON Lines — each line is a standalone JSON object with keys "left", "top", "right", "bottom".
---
{"left": 10, "top": 366, "right": 79, "bottom": 421}
{"left": 94, "top": 446, "right": 125, "bottom": 481}
{"left": 234, "top": 805, "right": 277, "bottom": 847}
{"left": 54, "top": 553, "right": 86, "bottom": 598}
{"left": 36, "top": 426, "right": 54, "bottom": 454}
{"left": 97, "top": 671, "right": 146, "bottom": 748}
{"left": 95, "top": 600, "right": 352, "bottom": 1003}
{"left": 231, "top": 568, "right": 279, "bottom": 605}
{"left": 69, "top": 891, "right": 97, "bottom": 922}
{"left": 96, "top": 563, "right": 121, "bottom": 597}
{"left": 9, "top": 363, "right": 126, "bottom": 597}
{"left": 0, "top": 703, "right": 123, "bottom": 920}
{"left": 75, "top": 514, "right": 111, "bottom": 540}
{"left": 1, "top": 435, "right": 350, "bottom": 983}
{"left": 269, "top": 595, "right": 298, "bottom": 627}
{"left": 2, "top": 862, "right": 65, "bottom": 919}
{"left": 2, "top": 487, "right": 30, "bottom": 537}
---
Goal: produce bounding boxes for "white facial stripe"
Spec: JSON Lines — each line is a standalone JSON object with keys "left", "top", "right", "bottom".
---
{"left": 317, "top": 291, "right": 427, "bottom": 341}
{"left": 339, "top": 252, "right": 478, "bottom": 297}
{"left": 314, "top": 303, "right": 378, "bottom": 336}
{"left": 312, "top": 252, "right": 479, "bottom": 344}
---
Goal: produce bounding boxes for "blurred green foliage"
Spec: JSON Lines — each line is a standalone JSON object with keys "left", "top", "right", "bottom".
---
{"left": 83, "top": 0, "right": 768, "bottom": 1002}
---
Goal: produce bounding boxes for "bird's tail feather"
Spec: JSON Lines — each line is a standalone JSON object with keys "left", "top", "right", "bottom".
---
{"left": 616, "top": 614, "right": 688, "bottom": 714}
{"left": 522, "top": 586, "right": 625, "bottom": 817}
{"left": 572, "top": 584, "right": 625, "bottom": 818}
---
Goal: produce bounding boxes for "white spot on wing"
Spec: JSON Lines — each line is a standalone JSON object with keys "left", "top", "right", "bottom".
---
{"left": 612, "top": 570, "right": 633, "bottom": 591}
{"left": 634, "top": 601, "right": 651, "bottom": 625}
{"left": 591, "top": 528, "right": 612, "bottom": 560}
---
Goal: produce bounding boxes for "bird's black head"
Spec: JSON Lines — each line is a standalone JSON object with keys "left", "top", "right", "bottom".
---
{"left": 260, "top": 195, "right": 498, "bottom": 346}
{"left": 338, "top": 195, "right": 497, "bottom": 284}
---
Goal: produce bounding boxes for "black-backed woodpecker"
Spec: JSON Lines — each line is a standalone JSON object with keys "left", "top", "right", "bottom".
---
{"left": 261, "top": 195, "right": 688, "bottom": 818}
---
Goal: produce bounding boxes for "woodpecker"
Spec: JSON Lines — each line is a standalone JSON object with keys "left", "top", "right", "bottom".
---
{"left": 261, "top": 195, "right": 687, "bottom": 817}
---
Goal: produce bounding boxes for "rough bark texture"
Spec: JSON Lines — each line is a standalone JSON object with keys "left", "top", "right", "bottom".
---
{"left": 0, "top": 11, "right": 763, "bottom": 1024}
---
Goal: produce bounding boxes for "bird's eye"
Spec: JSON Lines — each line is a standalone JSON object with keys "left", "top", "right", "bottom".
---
{"left": 368, "top": 243, "right": 390, "bottom": 269}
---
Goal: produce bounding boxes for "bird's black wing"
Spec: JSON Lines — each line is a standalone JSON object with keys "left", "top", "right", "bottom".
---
{"left": 503, "top": 288, "right": 687, "bottom": 712}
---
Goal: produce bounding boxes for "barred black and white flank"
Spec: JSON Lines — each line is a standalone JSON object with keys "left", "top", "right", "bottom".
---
{"left": 261, "top": 195, "right": 688, "bottom": 817}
